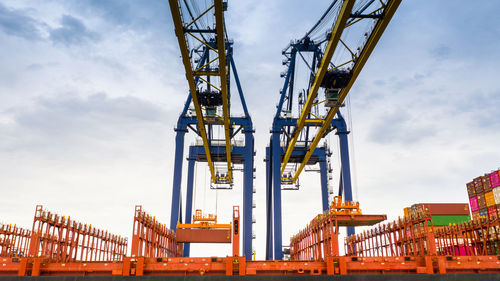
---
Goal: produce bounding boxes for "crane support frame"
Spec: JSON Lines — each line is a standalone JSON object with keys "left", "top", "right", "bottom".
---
{"left": 168, "top": 0, "right": 254, "bottom": 260}
{"left": 267, "top": 0, "right": 402, "bottom": 260}
{"left": 168, "top": 0, "right": 233, "bottom": 184}
{"left": 288, "top": 0, "right": 401, "bottom": 183}
{"left": 280, "top": 0, "right": 355, "bottom": 178}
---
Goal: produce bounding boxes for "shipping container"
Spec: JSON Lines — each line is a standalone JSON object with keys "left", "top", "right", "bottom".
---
{"left": 477, "top": 194, "right": 486, "bottom": 209}
{"left": 479, "top": 208, "right": 488, "bottom": 218}
{"left": 490, "top": 170, "right": 500, "bottom": 188}
{"left": 485, "top": 191, "right": 495, "bottom": 207}
{"left": 482, "top": 175, "right": 492, "bottom": 190}
{"left": 488, "top": 206, "right": 498, "bottom": 220}
{"left": 403, "top": 207, "right": 411, "bottom": 218}
{"left": 474, "top": 176, "right": 484, "bottom": 193}
{"left": 466, "top": 182, "right": 475, "bottom": 197}
{"left": 493, "top": 186, "right": 500, "bottom": 205}
{"left": 471, "top": 211, "right": 480, "bottom": 221}
{"left": 430, "top": 215, "right": 470, "bottom": 226}
{"left": 469, "top": 197, "right": 478, "bottom": 212}
{"left": 416, "top": 203, "right": 469, "bottom": 215}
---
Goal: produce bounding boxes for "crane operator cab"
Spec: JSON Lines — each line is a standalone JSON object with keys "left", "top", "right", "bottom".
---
{"left": 321, "top": 69, "right": 352, "bottom": 107}
{"left": 197, "top": 89, "right": 223, "bottom": 123}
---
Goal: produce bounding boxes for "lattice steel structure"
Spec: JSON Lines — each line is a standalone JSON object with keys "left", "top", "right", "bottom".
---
{"left": 267, "top": 0, "right": 402, "bottom": 260}
{"left": 168, "top": 0, "right": 255, "bottom": 259}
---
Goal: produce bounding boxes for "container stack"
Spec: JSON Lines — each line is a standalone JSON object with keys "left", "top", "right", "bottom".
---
{"left": 467, "top": 169, "right": 500, "bottom": 221}
{"left": 403, "top": 203, "right": 470, "bottom": 228}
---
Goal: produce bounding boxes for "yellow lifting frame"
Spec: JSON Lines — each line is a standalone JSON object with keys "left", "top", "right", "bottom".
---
{"left": 289, "top": 0, "right": 402, "bottom": 183}
{"left": 280, "top": 0, "right": 355, "bottom": 176}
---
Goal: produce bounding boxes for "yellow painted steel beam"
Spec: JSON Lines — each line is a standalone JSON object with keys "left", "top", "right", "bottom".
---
{"left": 193, "top": 70, "right": 220, "bottom": 76}
{"left": 290, "top": 0, "right": 402, "bottom": 183}
{"left": 214, "top": 0, "right": 233, "bottom": 183}
{"left": 168, "top": 0, "right": 217, "bottom": 182}
{"left": 280, "top": 0, "right": 355, "bottom": 176}
{"left": 305, "top": 119, "right": 324, "bottom": 125}
{"left": 184, "top": 4, "right": 214, "bottom": 28}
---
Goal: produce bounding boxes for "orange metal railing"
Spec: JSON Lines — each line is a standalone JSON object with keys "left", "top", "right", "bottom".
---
{"left": 345, "top": 207, "right": 500, "bottom": 257}
{"left": 130, "top": 205, "right": 182, "bottom": 258}
{"left": 29, "top": 205, "right": 127, "bottom": 262}
{"left": 345, "top": 207, "right": 436, "bottom": 257}
{"left": 290, "top": 197, "right": 386, "bottom": 261}
{"left": 434, "top": 217, "right": 500, "bottom": 256}
{"left": 0, "top": 223, "right": 31, "bottom": 258}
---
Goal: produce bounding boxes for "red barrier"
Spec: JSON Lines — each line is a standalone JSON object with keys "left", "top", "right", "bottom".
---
{"left": 290, "top": 197, "right": 386, "bottom": 261}
{"left": 345, "top": 207, "right": 436, "bottom": 257}
{"left": 0, "top": 223, "right": 31, "bottom": 258}
{"left": 345, "top": 207, "right": 500, "bottom": 257}
{"left": 434, "top": 217, "right": 500, "bottom": 256}
{"left": 29, "top": 205, "right": 127, "bottom": 262}
{"left": 130, "top": 205, "right": 182, "bottom": 258}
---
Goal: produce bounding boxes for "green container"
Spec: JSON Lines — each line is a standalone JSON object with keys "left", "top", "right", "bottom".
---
{"left": 429, "top": 215, "right": 471, "bottom": 226}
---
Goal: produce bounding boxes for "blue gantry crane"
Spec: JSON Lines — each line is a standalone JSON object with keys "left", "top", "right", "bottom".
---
{"left": 168, "top": 0, "right": 255, "bottom": 259}
{"left": 266, "top": 0, "right": 401, "bottom": 260}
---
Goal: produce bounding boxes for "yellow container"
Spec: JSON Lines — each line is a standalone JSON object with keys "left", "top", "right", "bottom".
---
{"left": 403, "top": 207, "right": 411, "bottom": 218}
{"left": 485, "top": 191, "right": 495, "bottom": 207}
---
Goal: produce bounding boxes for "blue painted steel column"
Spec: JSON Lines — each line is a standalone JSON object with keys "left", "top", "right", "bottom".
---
{"left": 271, "top": 131, "right": 283, "bottom": 260}
{"left": 338, "top": 131, "right": 354, "bottom": 236}
{"left": 243, "top": 128, "right": 254, "bottom": 259}
{"left": 265, "top": 146, "right": 273, "bottom": 260}
{"left": 183, "top": 151, "right": 196, "bottom": 257}
{"left": 319, "top": 149, "right": 329, "bottom": 212}
{"left": 170, "top": 127, "right": 187, "bottom": 230}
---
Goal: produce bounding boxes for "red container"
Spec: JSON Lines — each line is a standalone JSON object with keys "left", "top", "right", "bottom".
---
{"left": 490, "top": 170, "right": 500, "bottom": 188}
{"left": 469, "top": 197, "right": 478, "bottom": 212}
{"left": 417, "top": 203, "right": 469, "bottom": 215}
{"left": 482, "top": 175, "right": 492, "bottom": 190}
{"left": 488, "top": 206, "right": 498, "bottom": 220}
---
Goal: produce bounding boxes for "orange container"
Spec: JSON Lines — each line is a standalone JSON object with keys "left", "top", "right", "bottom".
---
{"left": 403, "top": 207, "right": 411, "bottom": 218}
{"left": 485, "top": 191, "right": 495, "bottom": 207}
{"left": 471, "top": 211, "right": 480, "bottom": 221}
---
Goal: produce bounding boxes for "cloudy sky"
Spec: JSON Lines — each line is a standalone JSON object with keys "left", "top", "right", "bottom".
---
{"left": 1, "top": 0, "right": 499, "bottom": 259}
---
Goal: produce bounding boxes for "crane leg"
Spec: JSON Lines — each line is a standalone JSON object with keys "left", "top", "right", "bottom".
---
{"left": 243, "top": 130, "right": 254, "bottom": 259}
{"left": 338, "top": 129, "right": 354, "bottom": 236}
{"left": 319, "top": 149, "right": 329, "bottom": 212}
{"left": 272, "top": 132, "right": 283, "bottom": 260}
{"left": 265, "top": 146, "right": 273, "bottom": 260}
{"left": 170, "top": 127, "right": 187, "bottom": 230}
{"left": 183, "top": 153, "right": 196, "bottom": 257}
